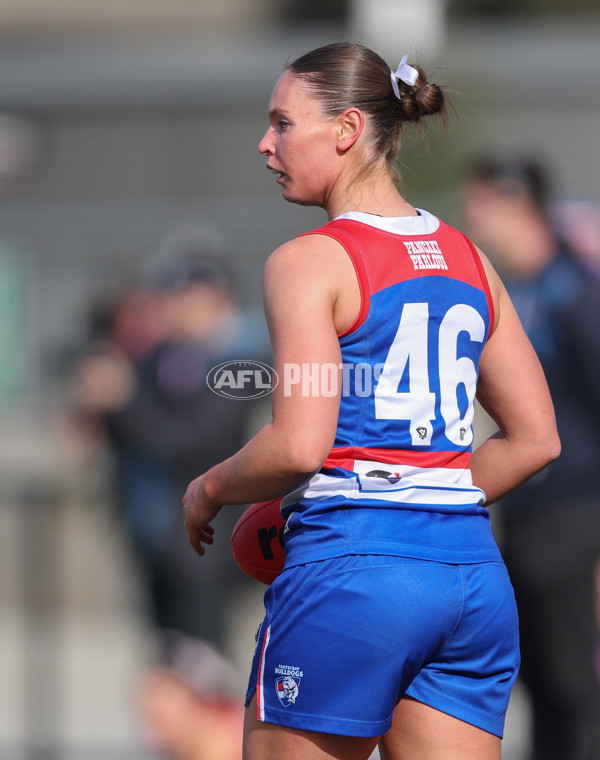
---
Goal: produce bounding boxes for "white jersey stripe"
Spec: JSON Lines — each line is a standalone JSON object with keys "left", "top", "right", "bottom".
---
{"left": 352, "top": 459, "right": 476, "bottom": 485}
{"left": 257, "top": 625, "right": 271, "bottom": 722}
{"left": 282, "top": 465, "right": 486, "bottom": 510}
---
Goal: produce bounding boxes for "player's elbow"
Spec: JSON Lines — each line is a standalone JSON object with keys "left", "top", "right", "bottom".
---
{"left": 543, "top": 430, "right": 561, "bottom": 466}
{"left": 528, "top": 429, "right": 561, "bottom": 475}
{"left": 271, "top": 418, "right": 334, "bottom": 479}
{"left": 276, "top": 433, "right": 332, "bottom": 480}
{"left": 282, "top": 446, "right": 328, "bottom": 480}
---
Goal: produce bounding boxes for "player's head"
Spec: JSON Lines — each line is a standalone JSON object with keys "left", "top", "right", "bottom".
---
{"left": 258, "top": 42, "right": 447, "bottom": 204}
{"left": 287, "top": 43, "right": 446, "bottom": 171}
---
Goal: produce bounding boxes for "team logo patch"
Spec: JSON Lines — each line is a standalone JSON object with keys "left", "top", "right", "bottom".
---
{"left": 366, "top": 469, "right": 402, "bottom": 485}
{"left": 276, "top": 675, "right": 301, "bottom": 706}
{"left": 274, "top": 665, "right": 303, "bottom": 707}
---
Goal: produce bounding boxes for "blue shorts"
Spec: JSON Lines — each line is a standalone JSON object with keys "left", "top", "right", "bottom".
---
{"left": 245, "top": 554, "right": 520, "bottom": 738}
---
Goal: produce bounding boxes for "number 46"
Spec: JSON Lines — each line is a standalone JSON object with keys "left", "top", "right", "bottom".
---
{"left": 374, "top": 302, "right": 486, "bottom": 447}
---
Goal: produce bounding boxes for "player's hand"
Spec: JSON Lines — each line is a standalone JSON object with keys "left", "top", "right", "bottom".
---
{"left": 182, "top": 474, "right": 222, "bottom": 555}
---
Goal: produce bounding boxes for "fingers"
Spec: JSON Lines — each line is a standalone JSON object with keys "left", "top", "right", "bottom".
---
{"left": 197, "top": 526, "right": 215, "bottom": 545}
{"left": 181, "top": 475, "right": 221, "bottom": 556}
{"left": 186, "top": 523, "right": 215, "bottom": 556}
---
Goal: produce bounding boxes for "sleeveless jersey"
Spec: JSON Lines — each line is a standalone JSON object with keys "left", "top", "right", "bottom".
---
{"left": 280, "top": 209, "right": 502, "bottom": 566}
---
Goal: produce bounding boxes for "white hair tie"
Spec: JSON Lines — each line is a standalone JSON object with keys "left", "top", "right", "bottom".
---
{"left": 390, "top": 53, "right": 419, "bottom": 100}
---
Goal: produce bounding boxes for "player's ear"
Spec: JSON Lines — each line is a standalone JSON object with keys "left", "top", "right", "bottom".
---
{"left": 336, "top": 108, "right": 364, "bottom": 153}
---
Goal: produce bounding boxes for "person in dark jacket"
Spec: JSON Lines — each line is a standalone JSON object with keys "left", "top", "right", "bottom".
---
{"left": 462, "top": 156, "right": 600, "bottom": 760}
{"left": 76, "top": 250, "right": 270, "bottom": 643}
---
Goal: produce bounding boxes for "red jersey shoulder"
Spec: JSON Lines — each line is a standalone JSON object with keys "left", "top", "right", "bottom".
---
{"left": 320, "top": 218, "right": 485, "bottom": 296}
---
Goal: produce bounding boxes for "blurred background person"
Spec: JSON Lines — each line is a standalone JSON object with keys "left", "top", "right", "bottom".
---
{"left": 548, "top": 198, "right": 600, "bottom": 282}
{"left": 138, "top": 630, "right": 244, "bottom": 760}
{"left": 461, "top": 156, "right": 600, "bottom": 760}
{"left": 74, "top": 240, "right": 271, "bottom": 646}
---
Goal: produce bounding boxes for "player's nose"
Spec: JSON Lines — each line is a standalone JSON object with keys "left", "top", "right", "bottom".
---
{"left": 258, "top": 127, "right": 274, "bottom": 155}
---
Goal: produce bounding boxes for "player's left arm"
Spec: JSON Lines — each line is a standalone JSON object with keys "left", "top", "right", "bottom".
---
{"left": 183, "top": 235, "right": 345, "bottom": 554}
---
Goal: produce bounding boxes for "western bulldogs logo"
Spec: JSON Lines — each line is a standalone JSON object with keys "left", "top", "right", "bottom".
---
{"left": 276, "top": 675, "right": 301, "bottom": 707}
{"left": 275, "top": 664, "right": 303, "bottom": 707}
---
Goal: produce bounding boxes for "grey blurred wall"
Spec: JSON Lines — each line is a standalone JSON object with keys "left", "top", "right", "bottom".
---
{"left": 0, "top": 14, "right": 597, "bottom": 408}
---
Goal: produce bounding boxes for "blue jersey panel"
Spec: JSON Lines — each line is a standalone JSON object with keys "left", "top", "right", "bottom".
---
{"left": 280, "top": 213, "right": 496, "bottom": 567}
{"left": 335, "top": 276, "right": 490, "bottom": 456}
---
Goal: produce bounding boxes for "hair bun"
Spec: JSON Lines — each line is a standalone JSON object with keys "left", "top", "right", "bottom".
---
{"left": 393, "top": 65, "right": 446, "bottom": 124}
{"left": 414, "top": 81, "right": 445, "bottom": 117}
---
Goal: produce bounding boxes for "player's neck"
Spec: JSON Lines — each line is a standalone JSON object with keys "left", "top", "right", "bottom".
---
{"left": 327, "top": 170, "right": 416, "bottom": 221}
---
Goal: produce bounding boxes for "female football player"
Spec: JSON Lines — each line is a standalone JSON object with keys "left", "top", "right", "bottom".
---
{"left": 183, "top": 42, "right": 560, "bottom": 760}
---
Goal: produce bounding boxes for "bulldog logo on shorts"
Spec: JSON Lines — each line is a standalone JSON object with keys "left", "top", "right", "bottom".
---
{"left": 275, "top": 665, "right": 303, "bottom": 707}
{"left": 276, "top": 674, "right": 301, "bottom": 707}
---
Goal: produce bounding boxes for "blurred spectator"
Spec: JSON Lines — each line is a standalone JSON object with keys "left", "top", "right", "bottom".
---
{"left": 548, "top": 198, "right": 600, "bottom": 281}
{"left": 138, "top": 630, "right": 243, "bottom": 760}
{"left": 461, "top": 156, "right": 600, "bottom": 760}
{"left": 74, "top": 244, "right": 270, "bottom": 645}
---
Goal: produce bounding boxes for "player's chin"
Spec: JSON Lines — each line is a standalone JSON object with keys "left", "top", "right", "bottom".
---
{"left": 280, "top": 183, "right": 297, "bottom": 202}
{"left": 282, "top": 186, "right": 320, "bottom": 207}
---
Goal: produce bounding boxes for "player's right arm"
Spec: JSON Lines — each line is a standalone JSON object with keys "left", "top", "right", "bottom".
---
{"left": 183, "top": 234, "right": 348, "bottom": 554}
{"left": 470, "top": 250, "right": 561, "bottom": 505}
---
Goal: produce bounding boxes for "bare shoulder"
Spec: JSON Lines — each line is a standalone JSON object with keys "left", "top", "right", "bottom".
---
{"left": 263, "top": 234, "right": 356, "bottom": 322}
{"left": 263, "top": 233, "right": 359, "bottom": 334}
{"left": 264, "top": 233, "right": 352, "bottom": 284}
